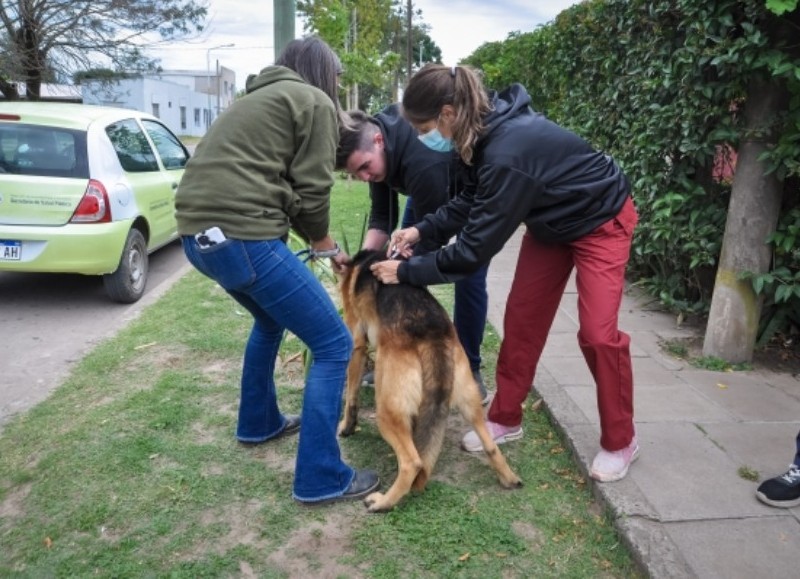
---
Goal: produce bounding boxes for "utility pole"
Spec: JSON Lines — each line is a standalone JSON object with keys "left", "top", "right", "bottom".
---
{"left": 274, "top": 0, "right": 296, "bottom": 60}
{"left": 206, "top": 43, "right": 234, "bottom": 126}
{"left": 406, "top": 0, "right": 413, "bottom": 82}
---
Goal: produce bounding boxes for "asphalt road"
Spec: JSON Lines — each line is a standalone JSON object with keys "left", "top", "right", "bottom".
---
{"left": 0, "top": 240, "right": 191, "bottom": 430}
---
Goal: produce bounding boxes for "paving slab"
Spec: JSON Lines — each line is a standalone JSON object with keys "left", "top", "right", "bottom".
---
{"left": 485, "top": 227, "right": 800, "bottom": 577}
{"left": 665, "top": 518, "right": 800, "bottom": 578}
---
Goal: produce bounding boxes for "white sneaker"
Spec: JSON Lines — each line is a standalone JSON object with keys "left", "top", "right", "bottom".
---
{"left": 590, "top": 438, "right": 640, "bottom": 482}
{"left": 461, "top": 420, "right": 523, "bottom": 453}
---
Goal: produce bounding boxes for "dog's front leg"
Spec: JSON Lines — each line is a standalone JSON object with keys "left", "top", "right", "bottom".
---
{"left": 338, "top": 325, "right": 367, "bottom": 437}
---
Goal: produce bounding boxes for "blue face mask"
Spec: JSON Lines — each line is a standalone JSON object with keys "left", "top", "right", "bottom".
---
{"left": 418, "top": 127, "right": 454, "bottom": 153}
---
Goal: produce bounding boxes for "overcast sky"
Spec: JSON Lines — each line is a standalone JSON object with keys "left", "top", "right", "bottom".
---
{"left": 148, "top": 0, "right": 578, "bottom": 88}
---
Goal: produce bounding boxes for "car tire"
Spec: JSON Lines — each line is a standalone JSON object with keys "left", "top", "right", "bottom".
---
{"left": 103, "top": 228, "right": 148, "bottom": 303}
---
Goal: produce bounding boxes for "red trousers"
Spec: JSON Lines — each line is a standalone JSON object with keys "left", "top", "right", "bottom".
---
{"left": 488, "top": 196, "right": 638, "bottom": 451}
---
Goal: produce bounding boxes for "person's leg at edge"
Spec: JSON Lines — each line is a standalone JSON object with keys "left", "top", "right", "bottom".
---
{"left": 755, "top": 428, "right": 800, "bottom": 508}
{"left": 488, "top": 231, "right": 574, "bottom": 428}
{"left": 796, "top": 429, "right": 800, "bottom": 467}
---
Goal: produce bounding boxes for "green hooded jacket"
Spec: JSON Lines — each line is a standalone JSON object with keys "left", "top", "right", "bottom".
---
{"left": 175, "top": 66, "right": 337, "bottom": 242}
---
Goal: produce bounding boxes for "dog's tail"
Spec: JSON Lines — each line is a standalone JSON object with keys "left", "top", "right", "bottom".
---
{"left": 411, "top": 340, "right": 453, "bottom": 487}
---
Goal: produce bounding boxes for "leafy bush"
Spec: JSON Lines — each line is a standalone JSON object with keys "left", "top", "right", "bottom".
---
{"left": 465, "top": 0, "right": 800, "bottom": 340}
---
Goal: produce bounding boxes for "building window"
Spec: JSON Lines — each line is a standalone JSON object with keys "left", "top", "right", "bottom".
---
{"left": 151, "top": 103, "right": 160, "bottom": 118}
{"left": 180, "top": 106, "right": 187, "bottom": 131}
{"left": 194, "top": 108, "right": 201, "bottom": 127}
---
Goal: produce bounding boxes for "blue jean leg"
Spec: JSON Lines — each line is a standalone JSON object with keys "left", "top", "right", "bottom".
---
{"left": 232, "top": 312, "right": 285, "bottom": 442}
{"left": 182, "top": 236, "right": 356, "bottom": 502}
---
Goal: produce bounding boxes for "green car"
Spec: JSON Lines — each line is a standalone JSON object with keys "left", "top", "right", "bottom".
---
{"left": 0, "top": 102, "right": 190, "bottom": 303}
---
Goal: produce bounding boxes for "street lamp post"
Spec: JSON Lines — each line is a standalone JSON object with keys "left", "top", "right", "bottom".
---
{"left": 206, "top": 43, "right": 235, "bottom": 126}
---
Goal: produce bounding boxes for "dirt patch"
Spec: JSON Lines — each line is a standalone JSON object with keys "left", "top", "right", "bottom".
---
{"left": 266, "top": 511, "right": 366, "bottom": 578}
{"left": 511, "top": 520, "right": 545, "bottom": 550}
{"left": 0, "top": 482, "right": 32, "bottom": 524}
{"left": 182, "top": 500, "right": 270, "bottom": 561}
{"left": 665, "top": 334, "right": 800, "bottom": 376}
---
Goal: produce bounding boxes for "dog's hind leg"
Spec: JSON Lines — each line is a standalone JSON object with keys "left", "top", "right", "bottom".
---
{"left": 411, "top": 420, "right": 446, "bottom": 492}
{"left": 452, "top": 346, "right": 523, "bottom": 489}
{"left": 366, "top": 408, "right": 424, "bottom": 512}
{"left": 364, "top": 352, "right": 424, "bottom": 512}
{"left": 338, "top": 323, "right": 367, "bottom": 437}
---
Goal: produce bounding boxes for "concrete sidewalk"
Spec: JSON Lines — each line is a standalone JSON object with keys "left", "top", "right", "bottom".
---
{"left": 486, "top": 229, "right": 800, "bottom": 578}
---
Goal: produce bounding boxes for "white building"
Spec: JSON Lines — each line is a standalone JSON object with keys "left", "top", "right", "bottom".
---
{"left": 81, "top": 66, "right": 236, "bottom": 138}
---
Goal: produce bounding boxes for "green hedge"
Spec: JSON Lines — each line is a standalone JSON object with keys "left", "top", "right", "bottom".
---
{"left": 465, "top": 0, "right": 800, "bottom": 340}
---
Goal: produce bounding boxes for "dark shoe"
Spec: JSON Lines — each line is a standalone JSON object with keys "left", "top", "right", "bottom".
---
{"left": 296, "top": 469, "right": 381, "bottom": 506}
{"left": 238, "top": 415, "right": 300, "bottom": 447}
{"left": 756, "top": 465, "right": 800, "bottom": 508}
{"left": 361, "top": 370, "right": 375, "bottom": 387}
{"left": 472, "top": 370, "right": 490, "bottom": 405}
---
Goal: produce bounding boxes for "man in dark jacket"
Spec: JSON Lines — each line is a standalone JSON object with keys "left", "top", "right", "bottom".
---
{"left": 337, "top": 105, "right": 490, "bottom": 403}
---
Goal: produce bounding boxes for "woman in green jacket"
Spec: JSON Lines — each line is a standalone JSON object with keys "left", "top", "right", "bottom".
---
{"left": 176, "top": 37, "right": 379, "bottom": 505}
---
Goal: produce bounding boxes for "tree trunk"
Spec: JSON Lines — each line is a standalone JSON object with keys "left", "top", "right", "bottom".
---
{"left": 702, "top": 77, "right": 787, "bottom": 362}
{"left": 0, "top": 79, "right": 20, "bottom": 100}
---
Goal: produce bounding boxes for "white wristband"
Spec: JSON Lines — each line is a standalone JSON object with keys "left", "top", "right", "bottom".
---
{"left": 311, "top": 244, "right": 340, "bottom": 259}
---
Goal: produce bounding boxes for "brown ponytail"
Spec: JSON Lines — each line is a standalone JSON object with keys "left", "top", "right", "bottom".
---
{"left": 402, "top": 64, "right": 491, "bottom": 164}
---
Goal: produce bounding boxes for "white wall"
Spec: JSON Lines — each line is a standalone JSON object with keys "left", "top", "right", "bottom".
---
{"left": 81, "top": 74, "right": 229, "bottom": 138}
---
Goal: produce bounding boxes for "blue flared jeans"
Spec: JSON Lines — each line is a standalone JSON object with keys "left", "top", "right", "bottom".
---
{"left": 182, "top": 236, "right": 355, "bottom": 502}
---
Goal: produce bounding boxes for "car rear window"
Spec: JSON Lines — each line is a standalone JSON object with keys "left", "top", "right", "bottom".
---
{"left": 0, "top": 123, "right": 88, "bottom": 178}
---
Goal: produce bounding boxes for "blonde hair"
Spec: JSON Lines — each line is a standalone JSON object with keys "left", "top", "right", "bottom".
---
{"left": 401, "top": 64, "right": 490, "bottom": 164}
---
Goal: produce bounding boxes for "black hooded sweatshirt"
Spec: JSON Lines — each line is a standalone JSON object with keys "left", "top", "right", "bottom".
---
{"left": 397, "top": 83, "right": 631, "bottom": 287}
{"left": 368, "top": 103, "right": 456, "bottom": 254}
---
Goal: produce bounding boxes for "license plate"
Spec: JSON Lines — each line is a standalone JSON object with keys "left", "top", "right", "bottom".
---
{"left": 0, "top": 240, "right": 21, "bottom": 261}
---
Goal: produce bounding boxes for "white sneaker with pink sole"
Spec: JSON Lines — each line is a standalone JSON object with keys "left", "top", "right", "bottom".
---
{"left": 590, "top": 438, "right": 640, "bottom": 482}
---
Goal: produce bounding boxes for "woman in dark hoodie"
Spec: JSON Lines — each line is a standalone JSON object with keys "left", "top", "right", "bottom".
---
{"left": 370, "top": 64, "right": 639, "bottom": 482}
{"left": 176, "top": 37, "right": 379, "bottom": 504}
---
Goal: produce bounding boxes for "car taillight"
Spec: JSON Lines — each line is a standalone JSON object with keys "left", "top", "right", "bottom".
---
{"left": 70, "top": 179, "right": 111, "bottom": 223}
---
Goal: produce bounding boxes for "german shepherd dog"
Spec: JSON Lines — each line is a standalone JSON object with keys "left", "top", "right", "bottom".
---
{"left": 338, "top": 250, "right": 522, "bottom": 512}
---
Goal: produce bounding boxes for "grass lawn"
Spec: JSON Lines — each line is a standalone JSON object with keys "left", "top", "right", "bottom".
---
{"left": 0, "top": 177, "right": 640, "bottom": 578}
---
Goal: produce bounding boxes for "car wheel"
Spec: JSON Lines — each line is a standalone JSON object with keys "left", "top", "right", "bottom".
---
{"left": 103, "top": 228, "right": 148, "bottom": 303}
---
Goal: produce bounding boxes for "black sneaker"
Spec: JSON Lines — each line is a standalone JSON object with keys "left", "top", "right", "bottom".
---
{"left": 296, "top": 469, "right": 381, "bottom": 506}
{"left": 238, "top": 415, "right": 301, "bottom": 447}
{"left": 756, "top": 465, "right": 800, "bottom": 508}
{"left": 472, "top": 370, "right": 490, "bottom": 405}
